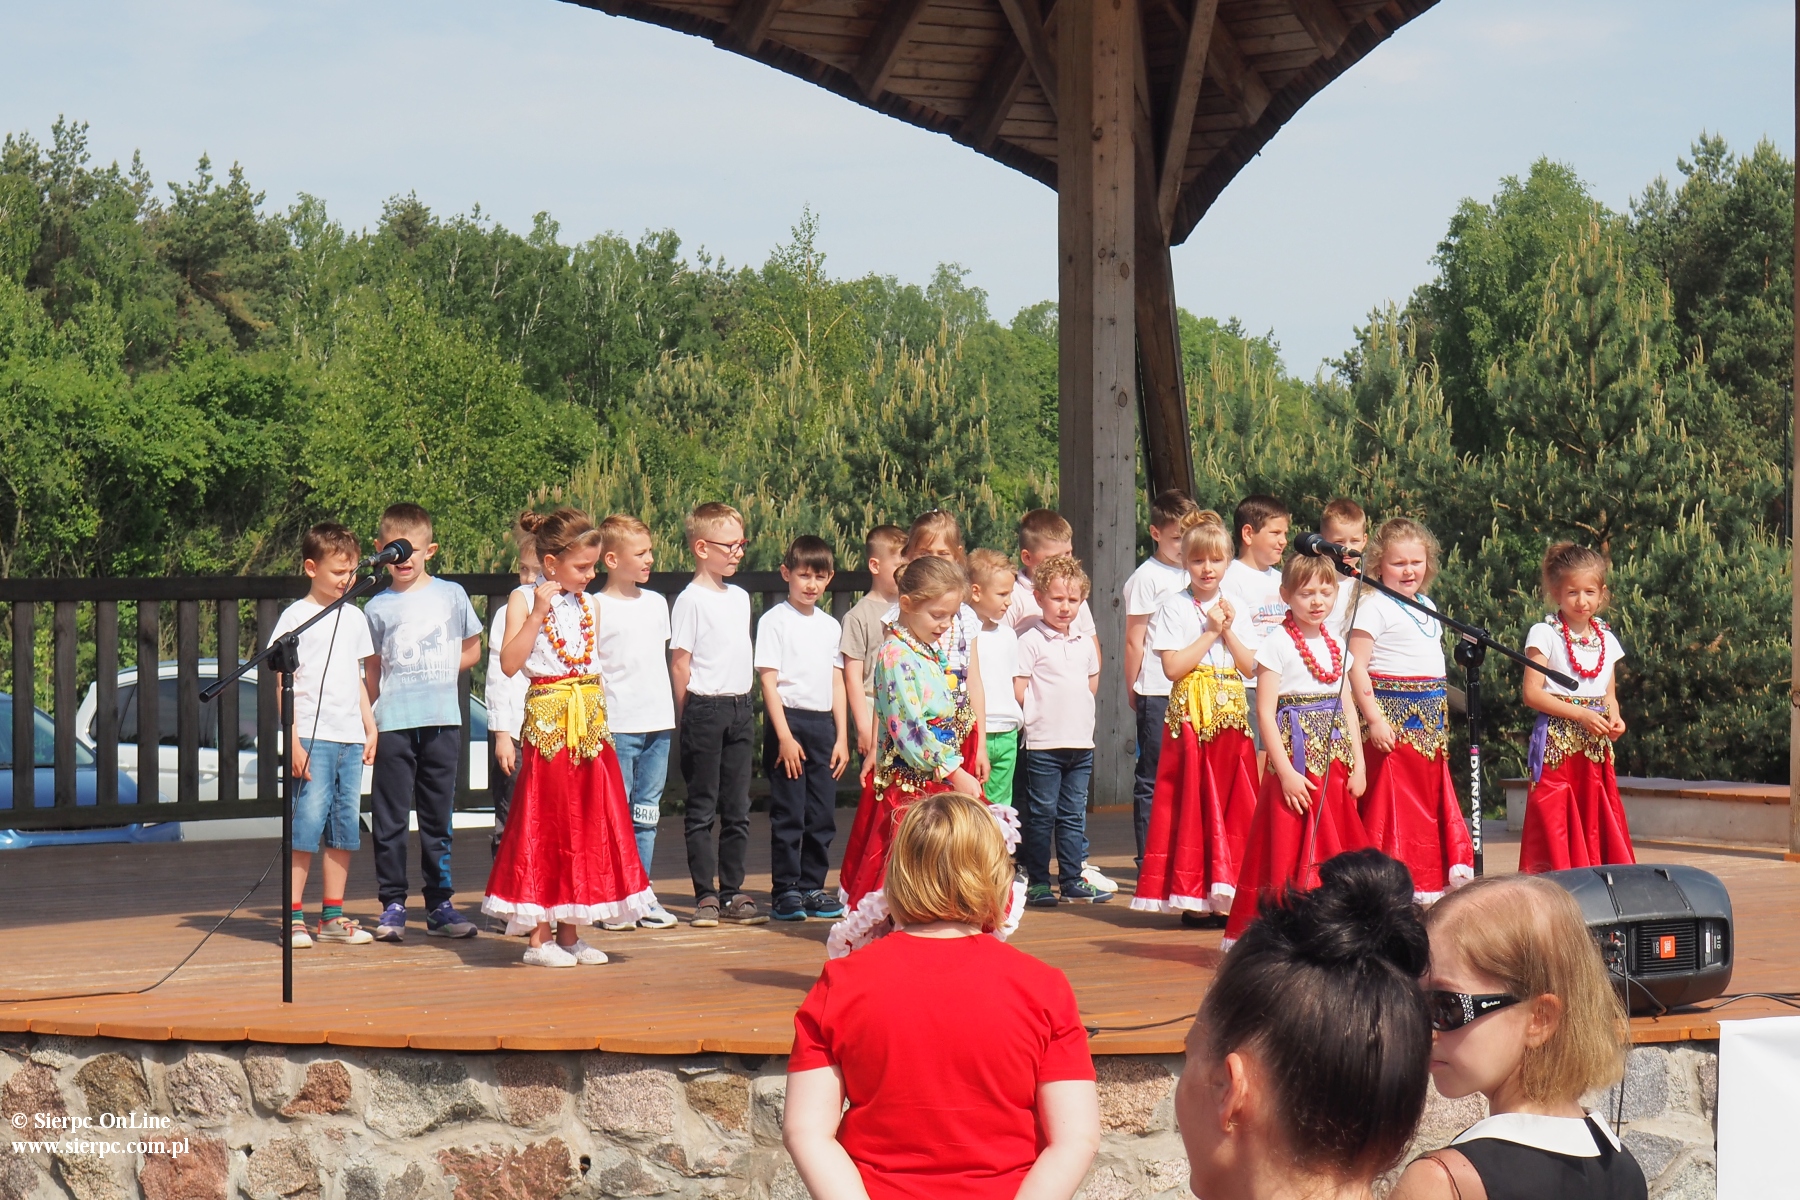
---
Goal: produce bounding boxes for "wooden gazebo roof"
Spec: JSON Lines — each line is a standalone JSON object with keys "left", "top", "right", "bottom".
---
{"left": 561, "top": 0, "right": 1439, "bottom": 244}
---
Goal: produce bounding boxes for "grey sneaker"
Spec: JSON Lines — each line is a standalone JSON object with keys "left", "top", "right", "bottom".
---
{"left": 426, "top": 901, "right": 478, "bottom": 938}
{"left": 373, "top": 903, "right": 406, "bottom": 942}
{"left": 721, "top": 894, "right": 769, "bottom": 925}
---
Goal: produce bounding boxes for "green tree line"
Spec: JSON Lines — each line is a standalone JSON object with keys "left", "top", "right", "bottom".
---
{"left": 0, "top": 118, "right": 1790, "bottom": 781}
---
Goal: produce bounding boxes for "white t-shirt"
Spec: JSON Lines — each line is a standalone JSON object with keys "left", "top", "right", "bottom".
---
{"left": 270, "top": 597, "right": 374, "bottom": 745}
{"left": 1005, "top": 572, "right": 1098, "bottom": 638}
{"left": 597, "top": 588, "right": 676, "bottom": 733}
{"left": 1148, "top": 589, "right": 1238, "bottom": 674}
{"left": 1328, "top": 578, "right": 1358, "bottom": 637}
{"left": 754, "top": 601, "right": 844, "bottom": 713}
{"left": 1124, "top": 555, "right": 1190, "bottom": 696}
{"left": 976, "top": 622, "right": 1024, "bottom": 734}
{"left": 1221, "top": 559, "right": 1287, "bottom": 657}
{"left": 521, "top": 590, "right": 603, "bottom": 678}
{"left": 485, "top": 590, "right": 530, "bottom": 739}
{"left": 1350, "top": 592, "right": 1447, "bottom": 678}
{"left": 1255, "top": 626, "right": 1355, "bottom": 696}
{"left": 1525, "top": 619, "right": 1624, "bottom": 698}
{"left": 669, "top": 582, "right": 754, "bottom": 697}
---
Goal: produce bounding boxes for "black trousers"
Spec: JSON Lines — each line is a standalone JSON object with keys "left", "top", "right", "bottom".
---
{"left": 1133, "top": 695, "right": 1169, "bottom": 866}
{"left": 680, "top": 693, "right": 753, "bottom": 900}
{"left": 370, "top": 725, "right": 461, "bottom": 911}
{"left": 765, "top": 706, "right": 838, "bottom": 897}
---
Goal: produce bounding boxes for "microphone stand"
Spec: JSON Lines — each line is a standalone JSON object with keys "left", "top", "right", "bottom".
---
{"left": 201, "top": 567, "right": 391, "bottom": 1003}
{"left": 1316, "top": 553, "right": 1577, "bottom": 876}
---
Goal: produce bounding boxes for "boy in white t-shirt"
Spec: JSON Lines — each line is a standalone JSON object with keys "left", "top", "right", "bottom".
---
{"left": 669, "top": 502, "right": 767, "bottom": 927}
{"left": 839, "top": 524, "right": 907, "bottom": 767}
{"left": 1122, "top": 489, "right": 1200, "bottom": 865}
{"left": 595, "top": 514, "right": 680, "bottom": 930}
{"left": 754, "top": 536, "right": 850, "bottom": 923}
{"left": 1220, "top": 494, "right": 1291, "bottom": 753}
{"left": 967, "top": 549, "right": 1022, "bottom": 808}
{"left": 1320, "top": 497, "right": 1369, "bottom": 635}
{"left": 273, "top": 523, "right": 378, "bottom": 949}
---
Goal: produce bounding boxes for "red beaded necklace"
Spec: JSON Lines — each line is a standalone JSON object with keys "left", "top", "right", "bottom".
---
{"left": 543, "top": 592, "right": 595, "bottom": 670}
{"left": 1556, "top": 613, "right": 1607, "bottom": 681}
{"left": 1283, "top": 612, "right": 1343, "bottom": 684}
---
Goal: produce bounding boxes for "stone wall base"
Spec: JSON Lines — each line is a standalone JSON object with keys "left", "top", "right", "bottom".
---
{"left": 0, "top": 1035, "right": 1717, "bottom": 1200}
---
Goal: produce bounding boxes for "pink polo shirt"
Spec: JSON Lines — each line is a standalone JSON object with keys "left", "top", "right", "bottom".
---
{"left": 1015, "top": 622, "right": 1100, "bottom": 750}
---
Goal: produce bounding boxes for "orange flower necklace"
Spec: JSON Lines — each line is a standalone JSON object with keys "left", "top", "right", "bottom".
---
{"left": 543, "top": 593, "right": 594, "bottom": 670}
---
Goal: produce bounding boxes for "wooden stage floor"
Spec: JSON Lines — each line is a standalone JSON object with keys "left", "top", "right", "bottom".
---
{"left": 0, "top": 812, "right": 1794, "bottom": 1054}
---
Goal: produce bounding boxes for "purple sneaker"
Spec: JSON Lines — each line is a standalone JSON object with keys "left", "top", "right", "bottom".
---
{"left": 373, "top": 903, "right": 406, "bottom": 942}
{"left": 426, "top": 901, "right": 478, "bottom": 939}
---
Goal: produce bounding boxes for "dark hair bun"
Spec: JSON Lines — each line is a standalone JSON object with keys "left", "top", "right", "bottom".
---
{"left": 1264, "top": 849, "right": 1429, "bottom": 976}
{"left": 517, "top": 510, "right": 548, "bottom": 535}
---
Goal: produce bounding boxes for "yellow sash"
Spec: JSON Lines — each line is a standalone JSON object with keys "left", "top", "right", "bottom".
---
{"left": 523, "top": 675, "right": 611, "bottom": 762}
{"left": 1166, "top": 664, "right": 1250, "bottom": 741}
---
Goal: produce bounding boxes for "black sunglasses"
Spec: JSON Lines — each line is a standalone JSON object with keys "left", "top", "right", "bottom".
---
{"left": 1427, "top": 989, "right": 1521, "bottom": 1032}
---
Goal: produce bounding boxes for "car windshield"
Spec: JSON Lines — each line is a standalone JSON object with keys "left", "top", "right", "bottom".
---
{"left": 96, "top": 678, "right": 260, "bottom": 750}
{"left": 0, "top": 695, "right": 96, "bottom": 768}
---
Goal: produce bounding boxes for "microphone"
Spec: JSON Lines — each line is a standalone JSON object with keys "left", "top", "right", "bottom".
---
{"left": 1295, "top": 532, "right": 1353, "bottom": 559}
{"left": 361, "top": 538, "right": 414, "bottom": 571}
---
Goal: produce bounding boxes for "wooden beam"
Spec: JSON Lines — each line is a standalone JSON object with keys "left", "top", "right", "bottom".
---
{"left": 1059, "top": 0, "right": 1136, "bottom": 806}
{"left": 1134, "top": 75, "right": 1196, "bottom": 501}
{"left": 716, "top": 0, "right": 783, "bottom": 53}
{"left": 853, "top": 0, "right": 934, "bottom": 99}
{"left": 1789, "top": 9, "right": 1799, "bottom": 862}
{"left": 1206, "top": 20, "right": 1271, "bottom": 125}
{"left": 996, "top": 0, "right": 1060, "bottom": 119}
{"left": 1284, "top": 0, "right": 1350, "bottom": 58}
{"left": 1156, "top": 0, "right": 1217, "bottom": 238}
{"left": 959, "top": 37, "right": 1031, "bottom": 151}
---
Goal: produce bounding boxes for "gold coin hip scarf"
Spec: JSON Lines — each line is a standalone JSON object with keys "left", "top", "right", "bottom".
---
{"left": 1370, "top": 674, "right": 1449, "bottom": 759}
{"left": 1277, "top": 693, "right": 1356, "bottom": 778}
{"left": 523, "top": 675, "right": 612, "bottom": 762}
{"left": 1529, "top": 695, "right": 1612, "bottom": 782}
{"left": 1166, "top": 665, "right": 1251, "bottom": 742}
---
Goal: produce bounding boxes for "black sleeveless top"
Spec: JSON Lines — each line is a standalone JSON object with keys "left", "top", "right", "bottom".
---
{"left": 1451, "top": 1114, "right": 1648, "bottom": 1200}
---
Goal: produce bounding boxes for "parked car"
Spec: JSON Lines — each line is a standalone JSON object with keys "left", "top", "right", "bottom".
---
{"left": 0, "top": 691, "right": 177, "bottom": 848}
{"left": 74, "top": 661, "right": 490, "bottom": 803}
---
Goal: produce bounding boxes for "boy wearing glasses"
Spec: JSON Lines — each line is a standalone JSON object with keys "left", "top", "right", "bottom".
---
{"left": 670, "top": 502, "right": 768, "bottom": 927}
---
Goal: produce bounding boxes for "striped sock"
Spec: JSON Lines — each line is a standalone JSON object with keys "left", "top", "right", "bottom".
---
{"left": 322, "top": 901, "right": 343, "bottom": 922}
{"left": 291, "top": 904, "right": 305, "bottom": 925}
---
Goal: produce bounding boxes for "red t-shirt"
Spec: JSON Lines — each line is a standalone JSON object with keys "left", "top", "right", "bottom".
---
{"left": 788, "top": 932, "right": 1094, "bottom": 1200}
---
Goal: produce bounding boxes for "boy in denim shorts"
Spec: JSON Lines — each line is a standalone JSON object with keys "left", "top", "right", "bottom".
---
{"left": 271, "top": 523, "right": 380, "bottom": 948}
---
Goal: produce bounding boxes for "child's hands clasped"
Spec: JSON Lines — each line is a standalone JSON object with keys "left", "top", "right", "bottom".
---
{"left": 1202, "top": 597, "right": 1235, "bottom": 632}
{"left": 1572, "top": 703, "right": 1612, "bottom": 740}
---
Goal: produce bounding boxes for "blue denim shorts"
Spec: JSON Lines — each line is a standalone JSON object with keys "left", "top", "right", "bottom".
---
{"left": 294, "top": 738, "right": 364, "bottom": 853}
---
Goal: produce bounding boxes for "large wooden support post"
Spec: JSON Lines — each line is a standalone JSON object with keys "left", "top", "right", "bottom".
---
{"left": 1059, "top": 0, "right": 1138, "bottom": 807}
{"left": 1788, "top": 16, "right": 1799, "bottom": 862}
{"left": 1132, "top": 77, "right": 1196, "bottom": 500}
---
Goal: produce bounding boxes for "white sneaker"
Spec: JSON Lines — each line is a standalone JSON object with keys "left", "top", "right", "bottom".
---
{"left": 522, "top": 942, "right": 577, "bottom": 968}
{"left": 1081, "top": 863, "right": 1119, "bottom": 894}
{"left": 289, "top": 922, "right": 313, "bottom": 949}
{"left": 637, "top": 905, "right": 678, "bottom": 929}
{"left": 567, "top": 939, "right": 609, "bottom": 965}
{"left": 599, "top": 918, "right": 636, "bottom": 932}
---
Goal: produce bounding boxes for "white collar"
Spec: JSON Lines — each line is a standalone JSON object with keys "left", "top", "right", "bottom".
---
{"left": 1451, "top": 1112, "right": 1621, "bottom": 1157}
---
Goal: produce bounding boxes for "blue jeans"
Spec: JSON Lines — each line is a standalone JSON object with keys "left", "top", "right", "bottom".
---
{"left": 614, "top": 730, "right": 671, "bottom": 875}
{"left": 294, "top": 738, "right": 364, "bottom": 854}
{"left": 1021, "top": 748, "right": 1093, "bottom": 890}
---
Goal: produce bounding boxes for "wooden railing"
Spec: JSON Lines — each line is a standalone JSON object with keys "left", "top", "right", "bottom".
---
{"left": 0, "top": 570, "right": 870, "bottom": 830}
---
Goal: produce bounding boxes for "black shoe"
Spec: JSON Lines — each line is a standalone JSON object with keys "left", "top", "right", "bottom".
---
{"left": 1180, "top": 910, "right": 1226, "bottom": 928}
{"left": 1026, "top": 883, "right": 1058, "bottom": 908}
{"left": 803, "top": 890, "right": 846, "bottom": 920}
{"left": 1061, "top": 879, "right": 1112, "bottom": 903}
{"left": 772, "top": 892, "right": 807, "bottom": 922}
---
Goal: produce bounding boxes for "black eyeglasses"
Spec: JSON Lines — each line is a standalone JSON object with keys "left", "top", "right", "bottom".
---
{"left": 1427, "top": 989, "right": 1521, "bottom": 1032}
{"left": 704, "top": 539, "right": 749, "bottom": 555}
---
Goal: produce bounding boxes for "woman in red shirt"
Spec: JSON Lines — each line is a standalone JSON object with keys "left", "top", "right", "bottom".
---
{"left": 785, "top": 792, "right": 1100, "bottom": 1200}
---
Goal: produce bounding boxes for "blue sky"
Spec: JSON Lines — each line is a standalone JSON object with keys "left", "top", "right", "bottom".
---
{"left": 2, "top": 0, "right": 1791, "bottom": 373}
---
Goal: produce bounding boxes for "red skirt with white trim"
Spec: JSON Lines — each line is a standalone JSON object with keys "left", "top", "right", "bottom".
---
{"left": 1359, "top": 742, "right": 1476, "bottom": 902}
{"left": 837, "top": 726, "right": 979, "bottom": 910}
{"left": 1222, "top": 761, "right": 1371, "bottom": 946}
{"left": 1520, "top": 754, "right": 1636, "bottom": 874}
{"left": 481, "top": 742, "right": 656, "bottom": 935}
{"left": 1131, "top": 725, "right": 1258, "bottom": 915}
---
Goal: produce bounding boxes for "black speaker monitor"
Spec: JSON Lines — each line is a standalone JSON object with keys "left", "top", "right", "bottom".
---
{"left": 1542, "top": 864, "right": 1733, "bottom": 1014}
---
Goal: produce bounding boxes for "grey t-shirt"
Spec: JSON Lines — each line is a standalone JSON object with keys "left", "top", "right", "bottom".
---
{"left": 838, "top": 591, "right": 891, "bottom": 698}
{"left": 364, "top": 577, "right": 483, "bottom": 732}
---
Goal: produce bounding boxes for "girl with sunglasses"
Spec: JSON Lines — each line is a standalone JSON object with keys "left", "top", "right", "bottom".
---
{"left": 1392, "top": 875, "right": 1647, "bottom": 1200}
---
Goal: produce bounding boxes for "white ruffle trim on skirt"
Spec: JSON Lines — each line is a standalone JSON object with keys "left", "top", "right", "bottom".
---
{"left": 1415, "top": 862, "right": 1477, "bottom": 906}
{"left": 481, "top": 886, "right": 659, "bottom": 937}
{"left": 1129, "top": 883, "right": 1236, "bottom": 915}
{"left": 826, "top": 802, "right": 1025, "bottom": 959}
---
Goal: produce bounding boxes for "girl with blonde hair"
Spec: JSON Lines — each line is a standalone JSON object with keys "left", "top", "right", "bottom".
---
{"left": 1347, "top": 516, "right": 1476, "bottom": 903}
{"left": 787, "top": 792, "right": 1099, "bottom": 1200}
{"left": 1392, "top": 874, "right": 1647, "bottom": 1200}
{"left": 1133, "top": 511, "right": 1260, "bottom": 923}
